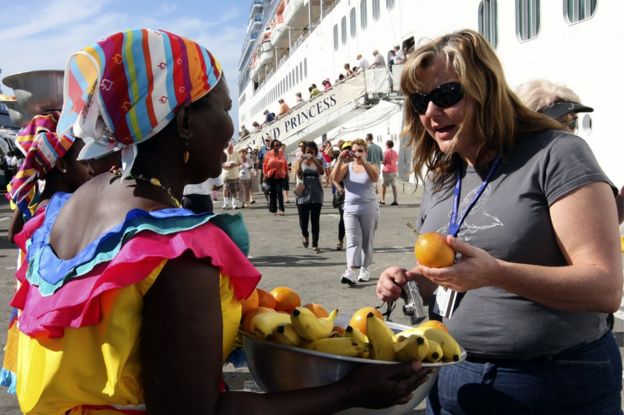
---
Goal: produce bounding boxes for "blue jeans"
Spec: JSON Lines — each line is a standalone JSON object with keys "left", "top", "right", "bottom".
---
{"left": 426, "top": 332, "right": 622, "bottom": 415}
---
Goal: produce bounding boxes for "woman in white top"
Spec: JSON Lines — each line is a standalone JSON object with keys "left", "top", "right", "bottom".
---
{"left": 238, "top": 149, "right": 255, "bottom": 208}
{"left": 331, "top": 138, "right": 379, "bottom": 285}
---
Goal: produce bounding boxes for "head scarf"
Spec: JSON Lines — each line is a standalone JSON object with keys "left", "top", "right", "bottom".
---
{"left": 57, "top": 28, "right": 222, "bottom": 175}
{"left": 7, "top": 111, "right": 75, "bottom": 218}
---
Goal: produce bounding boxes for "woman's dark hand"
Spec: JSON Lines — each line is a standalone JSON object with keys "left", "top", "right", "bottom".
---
{"left": 342, "top": 361, "right": 432, "bottom": 409}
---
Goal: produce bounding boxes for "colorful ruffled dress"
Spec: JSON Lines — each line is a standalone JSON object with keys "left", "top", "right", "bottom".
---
{"left": 2, "top": 193, "right": 261, "bottom": 414}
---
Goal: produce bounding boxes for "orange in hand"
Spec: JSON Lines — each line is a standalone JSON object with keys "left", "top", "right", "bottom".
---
{"left": 348, "top": 306, "right": 384, "bottom": 335}
{"left": 414, "top": 232, "right": 455, "bottom": 268}
{"left": 270, "top": 287, "right": 301, "bottom": 313}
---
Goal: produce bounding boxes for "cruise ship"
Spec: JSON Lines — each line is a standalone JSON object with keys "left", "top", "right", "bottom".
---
{"left": 236, "top": 0, "right": 623, "bottom": 188}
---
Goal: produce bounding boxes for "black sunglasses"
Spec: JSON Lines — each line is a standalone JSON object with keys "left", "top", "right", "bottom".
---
{"left": 409, "top": 82, "right": 464, "bottom": 115}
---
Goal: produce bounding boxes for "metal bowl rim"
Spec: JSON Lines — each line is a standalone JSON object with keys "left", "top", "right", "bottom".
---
{"left": 240, "top": 330, "right": 466, "bottom": 367}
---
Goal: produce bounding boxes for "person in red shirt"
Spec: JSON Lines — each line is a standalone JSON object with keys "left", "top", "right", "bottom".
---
{"left": 262, "top": 139, "right": 289, "bottom": 215}
{"left": 381, "top": 140, "right": 399, "bottom": 205}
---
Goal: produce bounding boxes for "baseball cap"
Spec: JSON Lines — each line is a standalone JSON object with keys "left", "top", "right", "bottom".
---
{"left": 539, "top": 101, "right": 593, "bottom": 120}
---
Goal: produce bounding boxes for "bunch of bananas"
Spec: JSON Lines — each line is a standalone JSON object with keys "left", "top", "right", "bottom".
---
{"left": 243, "top": 307, "right": 463, "bottom": 363}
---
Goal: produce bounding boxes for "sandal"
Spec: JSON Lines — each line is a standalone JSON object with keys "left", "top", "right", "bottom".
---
{"left": 336, "top": 240, "right": 343, "bottom": 251}
{"left": 302, "top": 237, "right": 309, "bottom": 248}
{"left": 312, "top": 246, "right": 321, "bottom": 253}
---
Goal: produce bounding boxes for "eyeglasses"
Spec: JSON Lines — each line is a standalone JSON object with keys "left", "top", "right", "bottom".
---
{"left": 409, "top": 82, "right": 464, "bottom": 115}
{"left": 353, "top": 149, "right": 365, "bottom": 153}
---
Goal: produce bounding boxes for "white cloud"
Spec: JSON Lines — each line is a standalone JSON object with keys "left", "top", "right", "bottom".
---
{"left": 0, "top": 1, "right": 246, "bottom": 132}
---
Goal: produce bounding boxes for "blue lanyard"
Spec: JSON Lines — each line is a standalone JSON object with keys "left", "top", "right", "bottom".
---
{"left": 448, "top": 155, "right": 501, "bottom": 237}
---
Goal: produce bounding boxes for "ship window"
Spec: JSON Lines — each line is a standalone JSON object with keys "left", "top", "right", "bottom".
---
{"left": 564, "top": 0, "right": 597, "bottom": 24}
{"left": 341, "top": 16, "right": 347, "bottom": 44}
{"left": 478, "top": 0, "right": 498, "bottom": 48}
{"left": 304, "top": 58, "right": 308, "bottom": 77}
{"left": 333, "top": 24, "right": 339, "bottom": 50}
{"left": 296, "top": 68, "right": 299, "bottom": 84}
{"left": 350, "top": 8, "right": 357, "bottom": 37}
{"left": 386, "top": 0, "right": 395, "bottom": 9}
{"left": 516, "top": 0, "right": 540, "bottom": 41}
{"left": 372, "top": 0, "right": 380, "bottom": 20}
{"left": 299, "top": 62, "right": 303, "bottom": 81}
{"left": 360, "top": 0, "right": 368, "bottom": 30}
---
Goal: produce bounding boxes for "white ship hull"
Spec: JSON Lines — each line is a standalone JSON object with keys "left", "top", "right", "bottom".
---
{"left": 237, "top": 0, "right": 624, "bottom": 187}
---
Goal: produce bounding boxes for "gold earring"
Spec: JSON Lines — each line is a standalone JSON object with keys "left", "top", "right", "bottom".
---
{"left": 62, "top": 168, "right": 67, "bottom": 173}
{"left": 182, "top": 135, "right": 190, "bottom": 164}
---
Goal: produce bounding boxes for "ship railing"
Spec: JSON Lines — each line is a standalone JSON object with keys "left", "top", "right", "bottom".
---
{"left": 236, "top": 68, "right": 396, "bottom": 152}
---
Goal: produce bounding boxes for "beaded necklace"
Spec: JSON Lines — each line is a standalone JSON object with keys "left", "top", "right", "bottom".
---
{"left": 111, "top": 167, "right": 181, "bottom": 208}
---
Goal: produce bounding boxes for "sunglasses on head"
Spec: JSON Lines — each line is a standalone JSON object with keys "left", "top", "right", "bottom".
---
{"left": 409, "top": 82, "right": 464, "bottom": 115}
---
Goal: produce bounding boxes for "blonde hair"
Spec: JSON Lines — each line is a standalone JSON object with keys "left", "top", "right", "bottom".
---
{"left": 515, "top": 79, "right": 582, "bottom": 112}
{"left": 400, "top": 29, "right": 561, "bottom": 189}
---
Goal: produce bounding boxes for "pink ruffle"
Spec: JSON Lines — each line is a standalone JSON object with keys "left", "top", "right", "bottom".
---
{"left": 11, "top": 222, "right": 261, "bottom": 338}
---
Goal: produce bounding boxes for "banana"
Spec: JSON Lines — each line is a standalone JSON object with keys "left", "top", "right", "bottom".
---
{"left": 393, "top": 334, "right": 429, "bottom": 362}
{"left": 250, "top": 312, "right": 291, "bottom": 339}
{"left": 290, "top": 307, "right": 339, "bottom": 341}
{"left": 344, "top": 325, "right": 369, "bottom": 343}
{"left": 411, "top": 327, "right": 463, "bottom": 362}
{"left": 272, "top": 323, "right": 302, "bottom": 346}
{"left": 425, "top": 339, "right": 443, "bottom": 363}
{"left": 366, "top": 313, "right": 395, "bottom": 361}
{"left": 304, "top": 337, "right": 369, "bottom": 357}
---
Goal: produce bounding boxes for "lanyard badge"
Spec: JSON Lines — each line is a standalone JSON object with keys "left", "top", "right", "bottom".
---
{"left": 435, "top": 155, "right": 501, "bottom": 319}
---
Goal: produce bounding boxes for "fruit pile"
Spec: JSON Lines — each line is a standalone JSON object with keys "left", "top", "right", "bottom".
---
{"left": 239, "top": 287, "right": 463, "bottom": 364}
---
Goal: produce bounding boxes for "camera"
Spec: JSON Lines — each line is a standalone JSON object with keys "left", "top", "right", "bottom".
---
{"left": 347, "top": 151, "right": 354, "bottom": 157}
{"left": 401, "top": 280, "right": 427, "bottom": 324}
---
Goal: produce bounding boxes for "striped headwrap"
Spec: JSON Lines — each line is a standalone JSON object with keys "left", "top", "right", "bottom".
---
{"left": 7, "top": 111, "right": 75, "bottom": 218}
{"left": 56, "top": 28, "right": 222, "bottom": 173}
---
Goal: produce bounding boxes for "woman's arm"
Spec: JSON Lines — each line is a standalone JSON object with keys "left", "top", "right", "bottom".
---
{"left": 142, "top": 254, "right": 431, "bottom": 414}
{"left": 417, "top": 182, "right": 623, "bottom": 313}
{"left": 361, "top": 161, "right": 379, "bottom": 183}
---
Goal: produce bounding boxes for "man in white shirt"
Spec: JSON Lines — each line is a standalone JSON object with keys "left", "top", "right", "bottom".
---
{"left": 222, "top": 143, "right": 241, "bottom": 209}
{"left": 356, "top": 53, "right": 369, "bottom": 71}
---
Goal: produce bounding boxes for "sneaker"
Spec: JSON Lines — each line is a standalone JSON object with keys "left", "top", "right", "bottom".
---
{"left": 390, "top": 201, "right": 399, "bottom": 206}
{"left": 312, "top": 246, "right": 321, "bottom": 254}
{"left": 222, "top": 205, "right": 229, "bottom": 210}
{"left": 232, "top": 205, "right": 239, "bottom": 210}
{"left": 340, "top": 269, "right": 357, "bottom": 286}
{"left": 358, "top": 267, "right": 370, "bottom": 282}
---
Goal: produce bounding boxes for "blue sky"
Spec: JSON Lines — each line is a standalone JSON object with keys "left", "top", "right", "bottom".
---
{"left": 0, "top": 0, "right": 252, "bottom": 132}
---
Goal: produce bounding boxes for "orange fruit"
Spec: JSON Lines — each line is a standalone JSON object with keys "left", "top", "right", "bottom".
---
{"left": 257, "top": 288, "right": 277, "bottom": 310}
{"left": 303, "top": 303, "right": 329, "bottom": 318}
{"left": 270, "top": 287, "right": 301, "bottom": 313}
{"left": 418, "top": 319, "right": 449, "bottom": 333}
{"left": 240, "top": 289, "right": 260, "bottom": 316}
{"left": 241, "top": 307, "right": 273, "bottom": 333}
{"left": 414, "top": 232, "right": 455, "bottom": 268}
{"left": 348, "top": 306, "right": 384, "bottom": 335}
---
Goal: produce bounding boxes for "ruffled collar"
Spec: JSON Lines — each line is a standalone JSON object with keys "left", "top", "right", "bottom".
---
{"left": 25, "top": 192, "right": 249, "bottom": 296}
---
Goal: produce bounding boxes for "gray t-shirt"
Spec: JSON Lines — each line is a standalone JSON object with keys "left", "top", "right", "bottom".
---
{"left": 417, "top": 129, "right": 613, "bottom": 359}
{"left": 366, "top": 142, "right": 383, "bottom": 168}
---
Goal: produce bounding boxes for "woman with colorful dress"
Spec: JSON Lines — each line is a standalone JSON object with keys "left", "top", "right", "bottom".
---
{"left": 7, "top": 29, "right": 429, "bottom": 414}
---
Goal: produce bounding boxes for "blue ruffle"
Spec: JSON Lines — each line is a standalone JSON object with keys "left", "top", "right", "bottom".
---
{"left": 25, "top": 192, "right": 250, "bottom": 296}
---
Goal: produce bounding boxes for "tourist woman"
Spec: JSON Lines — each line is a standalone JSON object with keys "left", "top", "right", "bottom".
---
{"left": 331, "top": 138, "right": 379, "bottom": 285}
{"left": 263, "top": 138, "right": 288, "bottom": 215}
{"left": 294, "top": 141, "right": 324, "bottom": 253}
{"left": 376, "top": 29, "right": 621, "bottom": 414}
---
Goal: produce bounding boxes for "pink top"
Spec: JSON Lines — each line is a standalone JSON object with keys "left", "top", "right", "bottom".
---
{"left": 382, "top": 148, "right": 399, "bottom": 173}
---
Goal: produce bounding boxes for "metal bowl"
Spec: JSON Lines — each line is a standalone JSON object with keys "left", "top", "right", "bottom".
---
{"left": 2, "top": 70, "right": 64, "bottom": 114}
{"left": 242, "top": 316, "right": 463, "bottom": 414}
